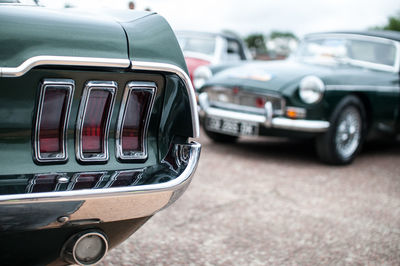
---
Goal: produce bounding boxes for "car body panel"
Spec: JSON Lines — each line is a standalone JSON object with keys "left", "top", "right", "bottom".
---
{"left": 0, "top": 6, "right": 130, "bottom": 67}
{"left": 0, "top": 5, "right": 200, "bottom": 265}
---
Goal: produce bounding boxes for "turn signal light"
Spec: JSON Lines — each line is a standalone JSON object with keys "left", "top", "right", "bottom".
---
{"left": 286, "top": 107, "right": 306, "bottom": 119}
{"left": 116, "top": 82, "right": 156, "bottom": 161}
{"left": 76, "top": 81, "right": 116, "bottom": 162}
{"left": 34, "top": 79, "right": 74, "bottom": 163}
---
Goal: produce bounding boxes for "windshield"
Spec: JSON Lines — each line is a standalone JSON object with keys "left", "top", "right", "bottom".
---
{"left": 295, "top": 35, "right": 397, "bottom": 70}
{"left": 176, "top": 34, "right": 217, "bottom": 56}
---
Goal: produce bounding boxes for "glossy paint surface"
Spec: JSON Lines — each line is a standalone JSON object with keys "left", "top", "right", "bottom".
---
{"left": 0, "top": 6, "right": 129, "bottom": 68}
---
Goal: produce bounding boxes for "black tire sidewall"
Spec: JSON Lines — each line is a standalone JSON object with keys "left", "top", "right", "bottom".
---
{"left": 317, "top": 95, "right": 367, "bottom": 164}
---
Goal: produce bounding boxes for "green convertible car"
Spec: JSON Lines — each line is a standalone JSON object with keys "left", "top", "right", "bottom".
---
{"left": 199, "top": 31, "right": 400, "bottom": 164}
{"left": 0, "top": 2, "right": 200, "bottom": 265}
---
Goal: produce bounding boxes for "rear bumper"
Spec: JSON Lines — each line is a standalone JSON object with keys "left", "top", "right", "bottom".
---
{"left": 199, "top": 93, "right": 330, "bottom": 133}
{"left": 0, "top": 141, "right": 201, "bottom": 232}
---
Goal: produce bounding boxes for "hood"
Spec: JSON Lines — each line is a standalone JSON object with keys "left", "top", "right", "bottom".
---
{"left": 0, "top": 6, "right": 141, "bottom": 68}
{"left": 206, "top": 60, "right": 334, "bottom": 92}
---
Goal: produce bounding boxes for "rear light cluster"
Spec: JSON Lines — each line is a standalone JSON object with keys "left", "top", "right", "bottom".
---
{"left": 34, "top": 79, "right": 74, "bottom": 163}
{"left": 33, "top": 79, "right": 157, "bottom": 164}
{"left": 26, "top": 170, "right": 143, "bottom": 193}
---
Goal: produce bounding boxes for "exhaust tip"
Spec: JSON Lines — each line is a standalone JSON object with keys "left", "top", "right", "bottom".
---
{"left": 61, "top": 230, "right": 108, "bottom": 265}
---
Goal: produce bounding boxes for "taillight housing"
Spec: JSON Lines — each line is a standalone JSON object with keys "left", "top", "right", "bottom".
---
{"left": 26, "top": 173, "right": 69, "bottom": 193}
{"left": 68, "top": 172, "right": 106, "bottom": 190}
{"left": 76, "top": 81, "right": 116, "bottom": 163}
{"left": 106, "top": 169, "right": 143, "bottom": 188}
{"left": 116, "top": 81, "right": 156, "bottom": 161}
{"left": 34, "top": 79, "right": 74, "bottom": 163}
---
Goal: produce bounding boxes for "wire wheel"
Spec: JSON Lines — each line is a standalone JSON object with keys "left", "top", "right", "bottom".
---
{"left": 334, "top": 106, "right": 362, "bottom": 160}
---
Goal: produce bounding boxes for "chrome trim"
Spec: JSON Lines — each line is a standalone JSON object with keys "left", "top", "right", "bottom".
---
{"left": 131, "top": 61, "right": 200, "bottom": 138}
{"left": 326, "top": 85, "right": 399, "bottom": 93}
{"left": 61, "top": 230, "right": 108, "bottom": 266}
{"left": 76, "top": 81, "right": 117, "bottom": 163}
{"left": 303, "top": 33, "right": 400, "bottom": 73}
{"left": 33, "top": 79, "right": 74, "bottom": 163}
{"left": 67, "top": 172, "right": 107, "bottom": 191}
{"left": 264, "top": 101, "right": 273, "bottom": 127}
{"left": 0, "top": 56, "right": 130, "bottom": 78}
{"left": 272, "top": 118, "right": 330, "bottom": 132}
{"left": 116, "top": 81, "right": 157, "bottom": 161}
{"left": 199, "top": 93, "right": 329, "bottom": 133}
{"left": 0, "top": 142, "right": 201, "bottom": 231}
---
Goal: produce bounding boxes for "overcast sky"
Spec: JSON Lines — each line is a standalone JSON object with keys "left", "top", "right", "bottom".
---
{"left": 40, "top": 0, "right": 399, "bottom": 38}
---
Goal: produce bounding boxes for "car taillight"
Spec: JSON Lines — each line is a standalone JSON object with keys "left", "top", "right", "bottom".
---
{"left": 34, "top": 79, "right": 74, "bottom": 163}
{"left": 116, "top": 82, "right": 156, "bottom": 161}
{"left": 255, "top": 97, "right": 266, "bottom": 108}
{"left": 76, "top": 81, "right": 116, "bottom": 162}
{"left": 68, "top": 172, "right": 106, "bottom": 190}
{"left": 106, "top": 170, "right": 143, "bottom": 188}
{"left": 26, "top": 174, "right": 69, "bottom": 193}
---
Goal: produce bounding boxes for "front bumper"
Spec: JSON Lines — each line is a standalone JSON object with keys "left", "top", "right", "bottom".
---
{"left": 199, "top": 93, "right": 330, "bottom": 133}
{"left": 0, "top": 141, "right": 201, "bottom": 232}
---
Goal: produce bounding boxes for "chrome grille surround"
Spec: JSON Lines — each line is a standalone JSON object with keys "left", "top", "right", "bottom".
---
{"left": 204, "top": 86, "right": 285, "bottom": 116}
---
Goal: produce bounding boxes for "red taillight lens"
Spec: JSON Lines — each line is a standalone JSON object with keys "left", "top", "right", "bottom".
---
{"left": 69, "top": 173, "right": 105, "bottom": 190}
{"left": 76, "top": 81, "right": 116, "bottom": 162}
{"left": 255, "top": 97, "right": 266, "bottom": 108}
{"left": 82, "top": 90, "right": 112, "bottom": 154}
{"left": 116, "top": 82, "right": 156, "bottom": 161}
{"left": 107, "top": 170, "right": 143, "bottom": 188}
{"left": 34, "top": 79, "right": 74, "bottom": 163}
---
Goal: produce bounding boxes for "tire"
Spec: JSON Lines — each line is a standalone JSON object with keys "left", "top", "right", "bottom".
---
{"left": 204, "top": 127, "right": 239, "bottom": 143}
{"left": 316, "top": 95, "right": 367, "bottom": 165}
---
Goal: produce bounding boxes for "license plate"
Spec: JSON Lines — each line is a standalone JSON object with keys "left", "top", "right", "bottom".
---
{"left": 205, "top": 116, "right": 258, "bottom": 136}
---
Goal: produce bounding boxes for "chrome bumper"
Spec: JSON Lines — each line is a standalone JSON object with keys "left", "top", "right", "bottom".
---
{"left": 0, "top": 142, "right": 201, "bottom": 232}
{"left": 199, "top": 93, "right": 330, "bottom": 133}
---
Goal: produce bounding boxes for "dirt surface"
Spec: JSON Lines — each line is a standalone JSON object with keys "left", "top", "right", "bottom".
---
{"left": 101, "top": 130, "right": 400, "bottom": 265}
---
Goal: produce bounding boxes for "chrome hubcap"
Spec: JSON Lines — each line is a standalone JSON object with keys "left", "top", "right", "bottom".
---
{"left": 335, "top": 106, "right": 361, "bottom": 159}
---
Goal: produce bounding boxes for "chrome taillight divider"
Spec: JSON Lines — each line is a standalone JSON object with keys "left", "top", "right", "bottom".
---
{"left": 33, "top": 79, "right": 74, "bottom": 163}
{"left": 116, "top": 81, "right": 157, "bottom": 161}
{"left": 76, "top": 81, "right": 117, "bottom": 163}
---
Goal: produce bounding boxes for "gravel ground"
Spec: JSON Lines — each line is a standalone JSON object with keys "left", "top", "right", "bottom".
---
{"left": 101, "top": 130, "right": 400, "bottom": 265}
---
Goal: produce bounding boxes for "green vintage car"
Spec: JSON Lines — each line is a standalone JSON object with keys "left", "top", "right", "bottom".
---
{"left": 0, "top": 2, "right": 200, "bottom": 265}
{"left": 199, "top": 31, "right": 400, "bottom": 164}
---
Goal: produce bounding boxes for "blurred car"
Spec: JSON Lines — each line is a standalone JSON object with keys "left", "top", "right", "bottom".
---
{"left": 0, "top": 2, "right": 200, "bottom": 265}
{"left": 176, "top": 31, "right": 252, "bottom": 88}
{"left": 198, "top": 31, "right": 400, "bottom": 165}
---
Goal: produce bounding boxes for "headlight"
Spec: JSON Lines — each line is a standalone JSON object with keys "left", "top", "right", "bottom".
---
{"left": 299, "top": 76, "right": 325, "bottom": 104}
{"left": 193, "top": 65, "right": 212, "bottom": 89}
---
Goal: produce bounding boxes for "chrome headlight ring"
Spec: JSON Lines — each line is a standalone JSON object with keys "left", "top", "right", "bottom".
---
{"left": 299, "top": 75, "right": 325, "bottom": 104}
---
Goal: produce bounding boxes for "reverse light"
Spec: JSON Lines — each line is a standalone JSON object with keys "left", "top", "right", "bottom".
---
{"left": 76, "top": 81, "right": 116, "bottom": 163}
{"left": 116, "top": 81, "right": 156, "bottom": 161}
{"left": 34, "top": 79, "right": 74, "bottom": 163}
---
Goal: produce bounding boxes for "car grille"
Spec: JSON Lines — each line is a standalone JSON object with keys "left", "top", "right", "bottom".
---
{"left": 205, "top": 86, "right": 285, "bottom": 115}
